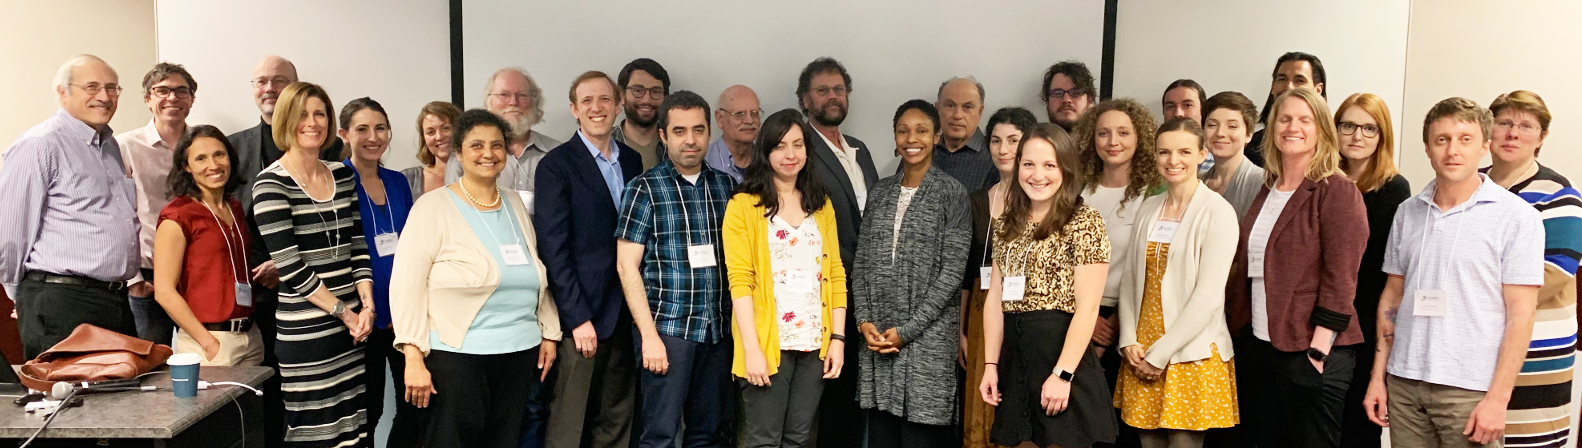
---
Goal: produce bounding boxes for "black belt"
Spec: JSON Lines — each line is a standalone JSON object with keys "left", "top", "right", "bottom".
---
{"left": 202, "top": 318, "right": 253, "bottom": 333}
{"left": 24, "top": 271, "right": 127, "bottom": 291}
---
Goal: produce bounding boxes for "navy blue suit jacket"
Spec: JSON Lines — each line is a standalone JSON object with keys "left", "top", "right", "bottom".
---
{"left": 533, "top": 132, "right": 644, "bottom": 340}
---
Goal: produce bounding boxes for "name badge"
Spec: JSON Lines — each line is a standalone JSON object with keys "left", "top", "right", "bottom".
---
{"left": 519, "top": 191, "right": 534, "bottom": 215}
{"left": 979, "top": 267, "right": 992, "bottom": 290}
{"left": 786, "top": 270, "right": 820, "bottom": 294}
{"left": 1413, "top": 289, "right": 1447, "bottom": 316}
{"left": 374, "top": 232, "right": 399, "bottom": 257}
{"left": 500, "top": 244, "right": 531, "bottom": 266}
{"left": 688, "top": 244, "right": 718, "bottom": 268}
{"left": 1147, "top": 221, "right": 1179, "bottom": 243}
{"left": 234, "top": 282, "right": 253, "bottom": 307}
{"left": 1001, "top": 276, "right": 1026, "bottom": 302}
{"left": 1248, "top": 251, "right": 1265, "bottom": 277}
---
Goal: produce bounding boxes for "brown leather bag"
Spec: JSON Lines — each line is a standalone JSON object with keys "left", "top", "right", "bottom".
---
{"left": 18, "top": 324, "right": 173, "bottom": 392}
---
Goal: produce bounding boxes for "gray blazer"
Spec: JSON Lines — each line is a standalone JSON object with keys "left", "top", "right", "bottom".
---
{"left": 851, "top": 166, "right": 971, "bottom": 425}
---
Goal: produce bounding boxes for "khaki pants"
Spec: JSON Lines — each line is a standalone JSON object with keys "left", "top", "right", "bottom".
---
{"left": 174, "top": 325, "right": 265, "bottom": 367}
{"left": 1387, "top": 374, "right": 1499, "bottom": 448}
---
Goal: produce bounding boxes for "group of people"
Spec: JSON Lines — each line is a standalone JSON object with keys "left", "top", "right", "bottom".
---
{"left": 0, "top": 49, "right": 1574, "bottom": 448}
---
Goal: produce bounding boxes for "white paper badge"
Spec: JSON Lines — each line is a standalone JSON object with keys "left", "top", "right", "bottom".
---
{"left": 1001, "top": 276, "right": 1026, "bottom": 302}
{"left": 519, "top": 191, "right": 534, "bottom": 215}
{"left": 234, "top": 282, "right": 253, "bottom": 307}
{"left": 979, "top": 267, "right": 992, "bottom": 290}
{"left": 1147, "top": 221, "right": 1180, "bottom": 243}
{"left": 500, "top": 244, "right": 530, "bottom": 266}
{"left": 786, "top": 270, "right": 820, "bottom": 294}
{"left": 688, "top": 244, "right": 718, "bottom": 268}
{"left": 1413, "top": 289, "right": 1447, "bottom": 317}
{"left": 1248, "top": 251, "right": 1265, "bottom": 277}
{"left": 374, "top": 232, "right": 399, "bottom": 257}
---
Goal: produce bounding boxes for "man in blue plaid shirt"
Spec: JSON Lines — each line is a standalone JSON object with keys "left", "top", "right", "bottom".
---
{"left": 614, "top": 90, "right": 737, "bottom": 448}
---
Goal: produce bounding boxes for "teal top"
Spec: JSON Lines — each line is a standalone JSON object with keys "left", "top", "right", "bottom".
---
{"left": 430, "top": 190, "right": 542, "bottom": 355}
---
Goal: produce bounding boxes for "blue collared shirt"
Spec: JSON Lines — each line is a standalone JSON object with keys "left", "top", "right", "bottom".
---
{"left": 0, "top": 109, "right": 140, "bottom": 297}
{"left": 613, "top": 161, "right": 737, "bottom": 343}
{"left": 580, "top": 130, "right": 626, "bottom": 206}
{"left": 705, "top": 139, "right": 746, "bottom": 183}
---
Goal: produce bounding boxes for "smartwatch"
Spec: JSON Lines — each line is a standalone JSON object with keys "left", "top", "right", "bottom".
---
{"left": 1306, "top": 347, "right": 1329, "bottom": 363}
{"left": 1052, "top": 367, "right": 1074, "bottom": 383}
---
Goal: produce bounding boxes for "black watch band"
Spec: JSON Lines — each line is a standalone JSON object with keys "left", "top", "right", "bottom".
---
{"left": 1307, "top": 347, "right": 1329, "bottom": 362}
{"left": 829, "top": 333, "right": 846, "bottom": 342}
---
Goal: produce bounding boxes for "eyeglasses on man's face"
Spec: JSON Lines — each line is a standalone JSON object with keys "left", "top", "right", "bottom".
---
{"left": 489, "top": 92, "right": 532, "bottom": 104}
{"left": 149, "top": 86, "right": 193, "bottom": 99}
{"left": 722, "top": 108, "right": 763, "bottom": 122}
{"left": 250, "top": 77, "right": 292, "bottom": 89}
{"left": 71, "top": 83, "right": 123, "bottom": 97}
{"left": 627, "top": 86, "right": 665, "bottom": 99}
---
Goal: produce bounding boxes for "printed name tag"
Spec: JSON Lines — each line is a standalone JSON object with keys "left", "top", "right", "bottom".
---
{"left": 374, "top": 233, "right": 399, "bottom": 257}
{"left": 786, "top": 270, "right": 820, "bottom": 294}
{"left": 1413, "top": 290, "right": 1447, "bottom": 317}
{"left": 1001, "top": 276, "right": 1026, "bottom": 302}
{"left": 1248, "top": 252, "right": 1265, "bottom": 278}
{"left": 979, "top": 267, "right": 992, "bottom": 290}
{"left": 500, "top": 244, "right": 531, "bottom": 266}
{"left": 234, "top": 282, "right": 253, "bottom": 307}
{"left": 1147, "top": 221, "right": 1179, "bottom": 243}
{"left": 688, "top": 244, "right": 718, "bottom": 268}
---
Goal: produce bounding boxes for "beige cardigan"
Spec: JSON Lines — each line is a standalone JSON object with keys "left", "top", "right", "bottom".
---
{"left": 389, "top": 187, "right": 562, "bottom": 355}
{"left": 1117, "top": 182, "right": 1238, "bottom": 368}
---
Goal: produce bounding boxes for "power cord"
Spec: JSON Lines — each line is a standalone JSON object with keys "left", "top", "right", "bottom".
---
{"left": 200, "top": 380, "right": 262, "bottom": 448}
{"left": 17, "top": 387, "right": 77, "bottom": 448}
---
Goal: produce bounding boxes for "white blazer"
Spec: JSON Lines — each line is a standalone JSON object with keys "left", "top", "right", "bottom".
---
{"left": 1117, "top": 182, "right": 1239, "bottom": 368}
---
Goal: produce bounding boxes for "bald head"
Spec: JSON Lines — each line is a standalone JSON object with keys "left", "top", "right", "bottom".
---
{"left": 55, "top": 55, "right": 119, "bottom": 130}
{"left": 251, "top": 55, "right": 298, "bottom": 121}
{"left": 715, "top": 85, "right": 761, "bottom": 148}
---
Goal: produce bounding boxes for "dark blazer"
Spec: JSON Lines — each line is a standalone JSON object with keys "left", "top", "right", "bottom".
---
{"left": 1226, "top": 173, "right": 1369, "bottom": 352}
{"left": 533, "top": 132, "right": 643, "bottom": 340}
{"left": 806, "top": 129, "right": 878, "bottom": 276}
{"left": 229, "top": 120, "right": 345, "bottom": 269}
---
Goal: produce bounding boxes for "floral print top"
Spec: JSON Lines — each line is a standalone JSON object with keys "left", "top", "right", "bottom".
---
{"left": 768, "top": 214, "right": 825, "bottom": 351}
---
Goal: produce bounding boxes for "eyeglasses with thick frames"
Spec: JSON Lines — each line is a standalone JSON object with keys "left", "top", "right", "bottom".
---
{"left": 70, "top": 83, "right": 123, "bottom": 96}
{"left": 250, "top": 77, "right": 292, "bottom": 89}
{"left": 149, "top": 86, "right": 193, "bottom": 99}
{"left": 721, "top": 108, "right": 763, "bottom": 121}
{"left": 1047, "top": 89, "right": 1086, "bottom": 100}
{"left": 627, "top": 86, "right": 665, "bottom": 99}
{"left": 1337, "top": 121, "right": 1380, "bottom": 138}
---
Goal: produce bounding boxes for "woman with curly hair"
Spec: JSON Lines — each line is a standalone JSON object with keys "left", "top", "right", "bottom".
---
{"left": 1071, "top": 98, "right": 1163, "bottom": 446}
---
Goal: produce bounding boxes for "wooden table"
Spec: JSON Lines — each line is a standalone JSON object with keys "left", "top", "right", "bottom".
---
{"left": 0, "top": 366, "right": 272, "bottom": 447}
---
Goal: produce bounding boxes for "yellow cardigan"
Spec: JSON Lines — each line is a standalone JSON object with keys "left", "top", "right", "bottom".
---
{"left": 723, "top": 193, "right": 847, "bottom": 378}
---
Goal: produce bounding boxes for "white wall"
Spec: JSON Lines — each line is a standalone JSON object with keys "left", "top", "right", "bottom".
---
{"left": 1112, "top": 0, "right": 1411, "bottom": 155}
{"left": 155, "top": 0, "right": 451, "bottom": 171}
{"left": 462, "top": 0, "right": 1107, "bottom": 174}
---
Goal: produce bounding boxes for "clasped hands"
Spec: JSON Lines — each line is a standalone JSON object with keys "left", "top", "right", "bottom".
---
{"left": 1121, "top": 345, "right": 1165, "bottom": 382}
{"left": 859, "top": 322, "right": 904, "bottom": 354}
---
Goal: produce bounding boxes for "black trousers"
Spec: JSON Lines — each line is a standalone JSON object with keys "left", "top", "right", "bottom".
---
{"left": 365, "top": 328, "right": 428, "bottom": 448}
{"left": 1095, "top": 306, "right": 1141, "bottom": 448}
{"left": 250, "top": 283, "right": 286, "bottom": 448}
{"left": 1235, "top": 335, "right": 1355, "bottom": 448}
{"left": 17, "top": 277, "right": 137, "bottom": 359}
{"left": 425, "top": 348, "right": 539, "bottom": 448}
{"left": 815, "top": 317, "right": 864, "bottom": 448}
{"left": 1340, "top": 338, "right": 1382, "bottom": 448}
{"left": 866, "top": 409, "right": 954, "bottom": 448}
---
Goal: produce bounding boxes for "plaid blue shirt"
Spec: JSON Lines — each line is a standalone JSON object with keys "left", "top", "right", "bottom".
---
{"left": 614, "top": 162, "right": 736, "bottom": 343}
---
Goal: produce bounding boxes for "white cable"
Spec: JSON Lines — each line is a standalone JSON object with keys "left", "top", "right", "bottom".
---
{"left": 198, "top": 381, "right": 264, "bottom": 396}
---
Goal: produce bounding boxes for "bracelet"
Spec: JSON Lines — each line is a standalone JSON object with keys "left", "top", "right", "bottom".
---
{"left": 829, "top": 333, "right": 846, "bottom": 342}
{"left": 984, "top": 362, "right": 998, "bottom": 366}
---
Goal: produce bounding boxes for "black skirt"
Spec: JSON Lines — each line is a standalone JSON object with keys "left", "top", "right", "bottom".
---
{"left": 991, "top": 310, "right": 1117, "bottom": 448}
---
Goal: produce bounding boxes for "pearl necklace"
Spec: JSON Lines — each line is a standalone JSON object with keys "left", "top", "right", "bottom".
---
{"left": 459, "top": 180, "right": 500, "bottom": 208}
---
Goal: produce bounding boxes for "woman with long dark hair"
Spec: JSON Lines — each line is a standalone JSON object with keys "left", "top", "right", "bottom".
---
{"left": 724, "top": 108, "right": 847, "bottom": 447}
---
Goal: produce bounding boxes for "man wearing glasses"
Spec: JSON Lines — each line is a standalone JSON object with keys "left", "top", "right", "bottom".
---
{"left": 706, "top": 85, "right": 760, "bottom": 183}
{"left": 451, "top": 67, "right": 563, "bottom": 198}
{"left": 114, "top": 63, "right": 199, "bottom": 348}
{"left": 612, "top": 58, "right": 670, "bottom": 170}
{"left": 0, "top": 55, "right": 140, "bottom": 359}
{"left": 1041, "top": 60, "right": 1096, "bottom": 131}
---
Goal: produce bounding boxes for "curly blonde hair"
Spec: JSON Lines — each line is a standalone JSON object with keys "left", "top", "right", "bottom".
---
{"left": 1074, "top": 98, "right": 1162, "bottom": 206}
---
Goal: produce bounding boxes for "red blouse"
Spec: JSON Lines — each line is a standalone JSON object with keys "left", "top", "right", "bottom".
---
{"left": 158, "top": 196, "right": 252, "bottom": 322}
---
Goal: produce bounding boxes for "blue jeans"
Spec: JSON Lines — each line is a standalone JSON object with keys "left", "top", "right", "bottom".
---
{"left": 634, "top": 332, "right": 732, "bottom": 448}
{"left": 129, "top": 269, "right": 174, "bottom": 346}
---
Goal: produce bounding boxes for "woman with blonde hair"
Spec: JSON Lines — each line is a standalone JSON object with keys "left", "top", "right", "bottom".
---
{"left": 1225, "top": 87, "right": 1368, "bottom": 448}
{"left": 401, "top": 101, "right": 461, "bottom": 199}
{"left": 1331, "top": 93, "right": 1410, "bottom": 448}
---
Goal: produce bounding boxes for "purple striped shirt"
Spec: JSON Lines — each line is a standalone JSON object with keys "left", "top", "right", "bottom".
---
{"left": 0, "top": 108, "right": 140, "bottom": 298}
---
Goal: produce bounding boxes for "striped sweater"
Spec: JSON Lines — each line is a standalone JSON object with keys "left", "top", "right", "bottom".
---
{"left": 1501, "top": 164, "right": 1580, "bottom": 448}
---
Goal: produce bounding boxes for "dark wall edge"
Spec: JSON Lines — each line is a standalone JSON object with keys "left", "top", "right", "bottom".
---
{"left": 1101, "top": 0, "right": 1117, "bottom": 100}
{"left": 449, "top": 0, "right": 464, "bottom": 108}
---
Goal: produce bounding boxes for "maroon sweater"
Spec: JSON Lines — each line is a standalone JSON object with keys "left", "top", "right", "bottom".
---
{"left": 1226, "top": 173, "right": 1369, "bottom": 352}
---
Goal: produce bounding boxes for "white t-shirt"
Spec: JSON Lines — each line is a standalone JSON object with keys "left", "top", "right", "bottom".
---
{"left": 1248, "top": 188, "right": 1295, "bottom": 341}
{"left": 1082, "top": 185, "right": 1145, "bottom": 307}
{"left": 816, "top": 130, "right": 868, "bottom": 214}
{"left": 768, "top": 215, "right": 825, "bottom": 351}
{"left": 892, "top": 186, "right": 919, "bottom": 261}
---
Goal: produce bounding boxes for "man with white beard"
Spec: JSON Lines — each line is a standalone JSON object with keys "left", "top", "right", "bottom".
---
{"left": 449, "top": 67, "right": 563, "bottom": 201}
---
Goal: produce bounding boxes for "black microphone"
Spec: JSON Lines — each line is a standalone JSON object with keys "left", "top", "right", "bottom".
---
{"left": 50, "top": 380, "right": 156, "bottom": 399}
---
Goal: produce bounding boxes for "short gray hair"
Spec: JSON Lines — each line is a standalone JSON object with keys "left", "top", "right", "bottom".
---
{"left": 482, "top": 67, "right": 545, "bottom": 127}
{"left": 938, "top": 76, "right": 985, "bottom": 105}
{"left": 54, "top": 54, "right": 107, "bottom": 90}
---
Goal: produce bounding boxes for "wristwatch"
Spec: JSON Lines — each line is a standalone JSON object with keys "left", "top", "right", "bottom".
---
{"left": 1052, "top": 367, "right": 1074, "bottom": 383}
{"left": 331, "top": 300, "right": 347, "bottom": 316}
{"left": 1307, "top": 347, "right": 1329, "bottom": 363}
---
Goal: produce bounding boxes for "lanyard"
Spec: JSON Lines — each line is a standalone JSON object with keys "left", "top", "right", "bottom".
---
{"left": 200, "top": 201, "right": 247, "bottom": 283}
{"left": 671, "top": 174, "right": 717, "bottom": 247}
{"left": 467, "top": 197, "right": 523, "bottom": 248}
{"left": 366, "top": 195, "right": 394, "bottom": 235}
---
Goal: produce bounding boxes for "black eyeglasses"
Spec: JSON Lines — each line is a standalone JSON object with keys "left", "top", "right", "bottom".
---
{"left": 627, "top": 86, "right": 665, "bottom": 99}
{"left": 1337, "top": 121, "right": 1380, "bottom": 138}
{"left": 1047, "top": 88, "right": 1086, "bottom": 100}
{"left": 149, "top": 86, "right": 193, "bottom": 99}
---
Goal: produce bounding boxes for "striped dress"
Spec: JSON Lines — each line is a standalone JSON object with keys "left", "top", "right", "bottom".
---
{"left": 253, "top": 160, "right": 371, "bottom": 447}
{"left": 1504, "top": 165, "right": 1581, "bottom": 448}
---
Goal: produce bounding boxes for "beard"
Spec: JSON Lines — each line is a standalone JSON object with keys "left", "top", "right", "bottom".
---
{"left": 625, "top": 103, "right": 659, "bottom": 128}
{"left": 810, "top": 100, "right": 848, "bottom": 127}
{"left": 494, "top": 107, "right": 535, "bottom": 137}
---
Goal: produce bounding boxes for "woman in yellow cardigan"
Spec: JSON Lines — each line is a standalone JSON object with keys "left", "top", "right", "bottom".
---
{"left": 724, "top": 109, "right": 848, "bottom": 448}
